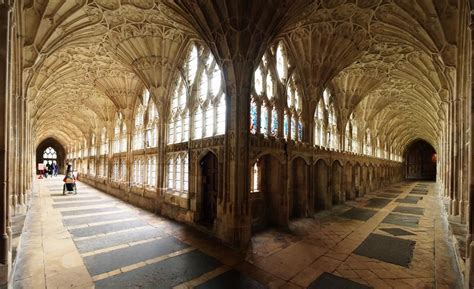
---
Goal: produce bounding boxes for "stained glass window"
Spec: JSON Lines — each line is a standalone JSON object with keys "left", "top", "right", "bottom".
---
{"left": 271, "top": 108, "right": 278, "bottom": 136}
{"left": 298, "top": 121, "right": 303, "bottom": 142}
{"left": 284, "top": 112, "right": 289, "bottom": 139}
{"left": 291, "top": 117, "right": 296, "bottom": 140}
{"left": 261, "top": 106, "right": 268, "bottom": 135}
{"left": 250, "top": 101, "right": 257, "bottom": 134}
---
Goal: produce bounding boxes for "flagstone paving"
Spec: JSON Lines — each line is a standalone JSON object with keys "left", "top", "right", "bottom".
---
{"left": 11, "top": 178, "right": 462, "bottom": 288}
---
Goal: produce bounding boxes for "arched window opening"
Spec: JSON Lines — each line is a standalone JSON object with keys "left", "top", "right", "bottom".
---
{"left": 169, "top": 44, "right": 225, "bottom": 143}
{"left": 42, "top": 147, "right": 57, "bottom": 166}
{"left": 146, "top": 101, "right": 159, "bottom": 148}
{"left": 250, "top": 100, "right": 258, "bottom": 134}
{"left": 147, "top": 156, "right": 157, "bottom": 187}
{"left": 166, "top": 153, "right": 189, "bottom": 192}
{"left": 365, "top": 128, "right": 372, "bottom": 156}
{"left": 250, "top": 43, "right": 302, "bottom": 143}
{"left": 276, "top": 42, "right": 288, "bottom": 82}
{"left": 100, "top": 127, "right": 108, "bottom": 155}
{"left": 133, "top": 94, "right": 146, "bottom": 150}
{"left": 251, "top": 160, "right": 259, "bottom": 192}
{"left": 315, "top": 89, "right": 339, "bottom": 149}
{"left": 91, "top": 133, "right": 96, "bottom": 157}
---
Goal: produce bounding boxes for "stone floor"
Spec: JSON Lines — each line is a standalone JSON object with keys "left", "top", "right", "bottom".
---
{"left": 11, "top": 177, "right": 462, "bottom": 289}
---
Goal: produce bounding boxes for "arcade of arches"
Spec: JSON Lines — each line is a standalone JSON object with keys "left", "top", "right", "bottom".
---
{"left": 0, "top": 0, "right": 473, "bottom": 288}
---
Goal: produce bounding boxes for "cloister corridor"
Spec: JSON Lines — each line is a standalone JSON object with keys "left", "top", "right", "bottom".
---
{"left": 10, "top": 176, "right": 461, "bottom": 289}
{"left": 1, "top": 1, "right": 473, "bottom": 288}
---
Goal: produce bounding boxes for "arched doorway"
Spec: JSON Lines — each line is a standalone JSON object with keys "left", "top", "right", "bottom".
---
{"left": 35, "top": 138, "right": 66, "bottom": 174}
{"left": 405, "top": 140, "right": 437, "bottom": 180}
{"left": 251, "top": 154, "right": 284, "bottom": 232}
{"left": 200, "top": 153, "right": 219, "bottom": 226}
{"left": 290, "top": 157, "right": 308, "bottom": 219}
{"left": 315, "top": 159, "right": 329, "bottom": 210}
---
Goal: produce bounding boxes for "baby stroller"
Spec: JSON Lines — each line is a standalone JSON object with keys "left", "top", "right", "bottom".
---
{"left": 63, "top": 171, "right": 77, "bottom": 195}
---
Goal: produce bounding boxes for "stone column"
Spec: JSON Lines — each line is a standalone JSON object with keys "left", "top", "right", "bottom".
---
{"left": 0, "top": 1, "right": 11, "bottom": 280}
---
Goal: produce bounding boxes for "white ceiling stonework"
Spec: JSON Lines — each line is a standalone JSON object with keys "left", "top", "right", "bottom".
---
{"left": 20, "top": 0, "right": 459, "bottom": 152}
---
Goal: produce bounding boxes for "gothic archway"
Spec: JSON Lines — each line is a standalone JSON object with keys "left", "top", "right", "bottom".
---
{"left": 404, "top": 140, "right": 437, "bottom": 180}
{"left": 35, "top": 138, "right": 66, "bottom": 174}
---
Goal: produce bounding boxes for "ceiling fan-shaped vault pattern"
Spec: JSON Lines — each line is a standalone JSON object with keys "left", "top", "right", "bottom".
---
{"left": 20, "top": 0, "right": 459, "bottom": 154}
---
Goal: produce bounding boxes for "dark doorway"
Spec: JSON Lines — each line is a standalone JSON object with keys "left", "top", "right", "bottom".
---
{"left": 251, "top": 154, "right": 284, "bottom": 232}
{"left": 405, "top": 140, "right": 436, "bottom": 180}
{"left": 315, "top": 159, "right": 329, "bottom": 210}
{"left": 200, "top": 153, "right": 218, "bottom": 226}
{"left": 36, "top": 138, "right": 66, "bottom": 174}
{"left": 290, "top": 157, "right": 308, "bottom": 219}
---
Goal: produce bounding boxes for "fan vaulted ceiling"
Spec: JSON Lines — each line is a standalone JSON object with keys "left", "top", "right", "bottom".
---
{"left": 22, "top": 0, "right": 457, "bottom": 152}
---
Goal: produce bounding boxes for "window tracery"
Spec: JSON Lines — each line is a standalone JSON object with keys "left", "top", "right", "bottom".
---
{"left": 169, "top": 44, "right": 226, "bottom": 144}
{"left": 250, "top": 42, "right": 302, "bottom": 142}
{"left": 345, "top": 112, "right": 358, "bottom": 153}
{"left": 100, "top": 127, "right": 108, "bottom": 155}
{"left": 166, "top": 153, "right": 189, "bottom": 193}
{"left": 314, "top": 88, "right": 338, "bottom": 149}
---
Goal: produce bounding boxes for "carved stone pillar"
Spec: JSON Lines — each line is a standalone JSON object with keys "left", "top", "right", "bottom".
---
{"left": 0, "top": 2, "right": 11, "bottom": 281}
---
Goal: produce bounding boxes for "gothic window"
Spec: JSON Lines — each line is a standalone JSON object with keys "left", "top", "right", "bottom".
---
{"left": 166, "top": 153, "right": 189, "bottom": 192}
{"left": 286, "top": 75, "right": 302, "bottom": 142}
{"left": 169, "top": 44, "right": 225, "bottom": 144}
{"left": 146, "top": 100, "right": 159, "bottom": 148}
{"left": 251, "top": 161, "right": 259, "bottom": 192}
{"left": 345, "top": 122, "right": 351, "bottom": 151}
{"left": 133, "top": 158, "right": 143, "bottom": 185}
{"left": 271, "top": 108, "right": 278, "bottom": 136}
{"left": 169, "top": 75, "right": 187, "bottom": 144}
{"left": 266, "top": 73, "right": 274, "bottom": 100}
{"left": 298, "top": 121, "right": 303, "bottom": 142}
{"left": 167, "top": 159, "right": 174, "bottom": 188}
{"left": 133, "top": 93, "right": 146, "bottom": 150}
{"left": 147, "top": 156, "right": 156, "bottom": 187}
{"left": 113, "top": 159, "right": 119, "bottom": 181}
{"left": 120, "top": 158, "right": 127, "bottom": 182}
{"left": 42, "top": 147, "right": 57, "bottom": 166}
{"left": 194, "top": 107, "right": 203, "bottom": 139}
{"left": 250, "top": 100, "right": 258, "bottom": 134}
{"left": 314, "top": 89, "right": 338, "bottom": 149}
{"left": 291, "top": 116, "right": 297, "bottom": 140}
{"left": 114, "top": 117, "right": 120, "bottom": 153}
{"left": 216, "top": 97, "right": 226, "bottom": 135}
{"left": 276, "top": 43, "right": 288, "bottom": 82}
{"left": 83, "top": 140, "right": 88, "bottom": 158}
{"left": 261, "top": 105, "right": 268, "bottom": 135}
{"left": 91, "top": 133, "right": 96, "bottom": 156}
{"left": 376, "top": 137, "right": 382, "bottom": 158}
{"left": 121, "top": 123, "right": 127, "bottom": 152}
{"left": 193, "top": 48, "right": 225, "bottom": 140}
{"left": 251, "top": 42, "right": 301, "bottom": 142}
{"left": 100, "top": 127, "right": 108, "bottom": 155}
{"left": 345, "top": 112, "right": 358, "bottom": 153}
{"left": 175, "top": 156, "right": 182, "bottom": 190}
{"left": 89, "top": 159, "right": 95, "bottom": 176}
{"left": 183, "top": 155, "right": 189, "bottom": 191}
{"left": 365, "top": 128, "right": 372, "bottom": 156}
{"left": 205, "top": 106, "right": 214, "bottom": 137}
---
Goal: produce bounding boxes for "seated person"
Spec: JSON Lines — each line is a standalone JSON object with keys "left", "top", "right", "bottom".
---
{"left": 63, "top": 171, "right": 77, "bottom": 194}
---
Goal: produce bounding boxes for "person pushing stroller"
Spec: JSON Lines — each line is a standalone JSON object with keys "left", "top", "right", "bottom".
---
{"left": 63, "top": 165, "right": 77, "bottom": 195}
